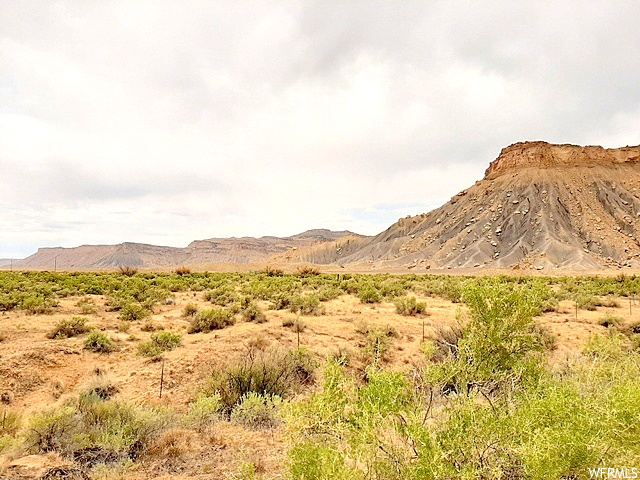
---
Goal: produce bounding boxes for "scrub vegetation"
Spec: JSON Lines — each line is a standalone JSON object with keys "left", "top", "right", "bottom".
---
{"left": 0, "top": 270, "right": 638, "bottom": 478}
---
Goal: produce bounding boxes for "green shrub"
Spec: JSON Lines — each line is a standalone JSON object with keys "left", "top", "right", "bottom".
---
{"left": 230, "top": 392, "right": 282, "bottom": 429}
{"left": 531, "top": 323, "right": 557, "bottom": 351}
{"left": 316, "top": 285, "right": 342, "bottom": 302}
{"left": 118, "top": 321, "right": 131, "bottom": 333}
{"left": 26, "top": 406, "right": 77, "bottom": 453}
{"left": 357, "top": 286, "right": 382, "bottom": 304}
{"left": 137, "top": 342, "right": 163, "bottom": 358}
{"left": 285, "top": 345, "right": 640, "bottom": 480}
{"left": 425, "top": 280, "right": 548, "bottom": 393}
{"left": 84, "top": 331, "right": 114, "bottom": 353}
{"left": 119, "top": 303, "right": 150, "bottom": 322}
{"left": 361, "top": 328, "right": 395, "bottom": 365}
{"left": 188, "top": 308, "right": 235, "bottom": 333}
{"left": 76, "top": 296, "right": 97, "bottom": 314}
{"left": 393, "top": 296, "right": 427, "bottom": 315}
{"left": 271, "top": 292, "right": 293, "bottom": 310}
{"left": 82, "top": 375, "right": 119, "bottom": 401}
{"left": 241, "top": 302, "right": 267, "bottom": 323}
{"left": 289, "top": 295, "right": 324, "bottom": 315}
{"left": 575, "top": 293, "right": 598, "bottom": 311}
{"left": 288, "top": 348, "right": 317, "bottom": 385}
{"left": 22, "top": 295, "right": 57, "bottom": 314}
{"left": 47, "top": 316, "right": 90, "bottom": 339}
{"left": 186, "top": 393, "right": 222, "bottom": 431}
{"left": 204, "top": 286, "right": 239, "bottom": 306}
{"left": 282, "top": 317, "right": 295, "bottom": 328}
{"left": 583, "top": 333, "right": 628, "bottom": 359}
{"left": 152, "top": 331, "right": 181, "bottom": 349}
{"left": 73, "top": 397, "right": 173, "bottom": 461}
{"left": 137, "top": 331, "right": 181, "bottom": 357}
{"left": 596, "top": 296, "right": 621, "bottom": 308}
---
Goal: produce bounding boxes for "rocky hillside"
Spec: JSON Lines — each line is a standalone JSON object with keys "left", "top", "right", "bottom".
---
{"left": 14, "top": 229, "right": 359, "bottom": 270}
{"left": 278, "top": 142, "right": 640, "bottom": 270}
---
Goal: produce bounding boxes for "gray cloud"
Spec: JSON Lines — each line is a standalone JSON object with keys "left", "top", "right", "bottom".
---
{"left": 1, "top": 1, "right": 640, "bottom": 258}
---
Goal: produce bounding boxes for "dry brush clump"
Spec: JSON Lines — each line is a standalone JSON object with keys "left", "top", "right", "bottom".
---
{"left": 48, "top": 317, "right": 91, "bottom": 339}
{"left": 117, "top": 265, "right": 138, "bottom": 277}
{"left": 174, "top": 266, "right": 191, "bottom": 276}
{"left": 598, "top": 314, "right": 625, "bottom": 329}
{"left": 241, "top": 302, "right": 267, "bottom": 323}
{"left": 356, "top": 322, "right": 399, "bottom": 366}
{"left": 23, "top": 396, "right": 174, "bottom": 470}
{"left": 263, "top": 265, "right": 284, "bottom": 277}
{"left": 296, "top": 265, "right": 321, "bottom": 276}
{"left": 83, "top": 331, "right": 115, "bottom": 353}
{"left": 202, "top": 346, "right": 316, "bottom": 416}
{"left": 182, "top": 302, "right": 199, "bottom": 317}
{"left": 393, "top": 296, "right": 427, "bottom": 316}
{"left": 288, "top": 294, "right": 324, "bottom": 315}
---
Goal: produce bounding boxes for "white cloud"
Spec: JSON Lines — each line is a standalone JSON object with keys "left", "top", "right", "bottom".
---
{"left": 1, "top": 1, "right": 640, "bottom": 258}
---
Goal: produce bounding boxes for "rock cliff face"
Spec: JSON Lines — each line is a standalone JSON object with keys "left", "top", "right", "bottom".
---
{"left": 485, "top": 142, "right": 640, "bottom": 178}
{"left": 280, "top": 141, "right": 640, "bottom": 270}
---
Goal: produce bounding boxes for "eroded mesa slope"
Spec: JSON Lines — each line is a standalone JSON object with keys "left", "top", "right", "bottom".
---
{"left": 279, "top": 142, "right": 640, "bottom": 270}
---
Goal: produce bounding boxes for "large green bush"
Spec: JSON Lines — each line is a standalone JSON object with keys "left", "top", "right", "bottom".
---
{"left": 285, "top": 339, "right": 640, "bottom": 480}
{"left": 188, "top": 308, "right": 235, "bottom": 333}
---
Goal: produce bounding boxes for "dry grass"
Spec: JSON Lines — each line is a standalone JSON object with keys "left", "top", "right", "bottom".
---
{"left": 117, "top": 266, "right": 138, "bottom": 277}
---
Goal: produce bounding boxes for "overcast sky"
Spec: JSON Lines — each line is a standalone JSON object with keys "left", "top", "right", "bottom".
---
{"left": 2, "top": 1, "right": 640, "bottom": 258}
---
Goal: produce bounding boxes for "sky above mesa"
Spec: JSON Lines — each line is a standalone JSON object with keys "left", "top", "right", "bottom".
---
{"left": 2, "top": 1, "right": 640, "bottom": 258}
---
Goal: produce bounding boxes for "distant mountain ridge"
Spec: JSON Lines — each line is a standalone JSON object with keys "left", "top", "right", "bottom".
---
{"left": 0, "top": 259, "right": 14, "bottom": 268}
{"left": 13, "top": 229, "right": 361, "bottom": 270}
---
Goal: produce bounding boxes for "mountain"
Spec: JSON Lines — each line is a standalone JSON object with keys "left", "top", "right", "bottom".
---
{"left": 13, "top": 229, "right": 360, "bottom": 270}
{"left": 0, "top": 259, "right": 14, "bottom": 269}
{"left": 278, "top": 141, "right": 640, "bottom": 270}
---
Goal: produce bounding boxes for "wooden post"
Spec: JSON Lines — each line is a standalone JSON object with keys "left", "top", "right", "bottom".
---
{"left": 297, "top": 326, "right": 300, "bottom": 349}
{"left": 159, "top": 360, "right": 165, "bottom": 398}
